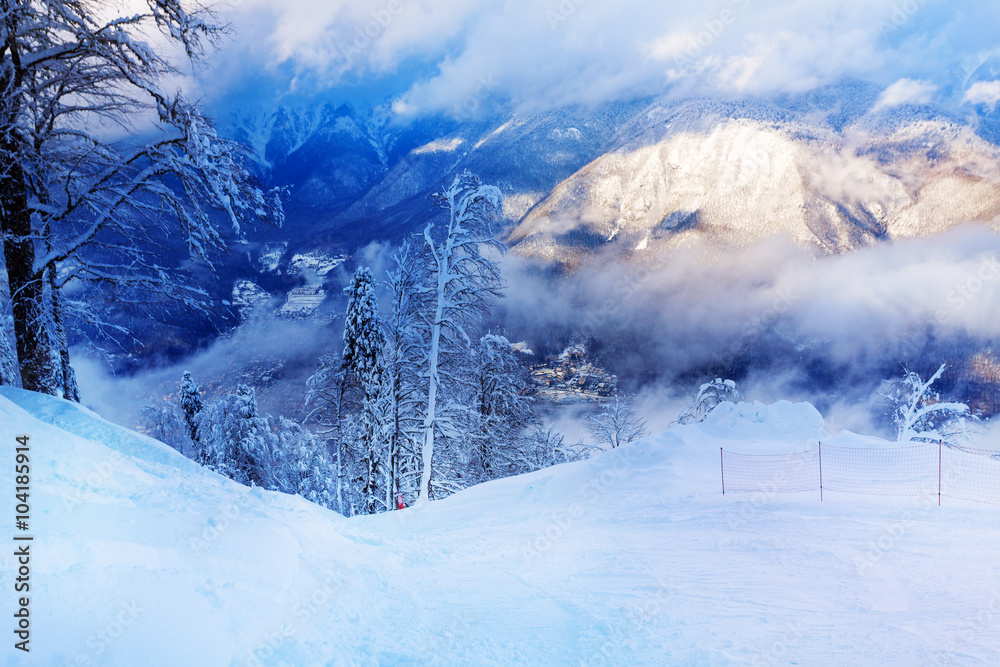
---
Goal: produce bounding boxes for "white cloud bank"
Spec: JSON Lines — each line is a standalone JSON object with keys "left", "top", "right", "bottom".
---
{"left": 872, "top": 78, "right": 937, "bottom": 111}
{"left": 209, "top": 0, "right": 1000, "bottom": 117}
{"left": 964, "top": 80, "right": 1000, "bottom": 110}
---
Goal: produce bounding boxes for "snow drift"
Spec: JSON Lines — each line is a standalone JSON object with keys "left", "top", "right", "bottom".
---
{"left": 2, "top": 388, "right": 1000, "bottom": 665}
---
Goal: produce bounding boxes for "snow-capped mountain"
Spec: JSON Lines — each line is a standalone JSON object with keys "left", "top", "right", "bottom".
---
{"left": 509, "top": 96, "right": 1000, "bottom": 265}
{"left": 225, "top": 82, "right": 1000, "bottom": 270}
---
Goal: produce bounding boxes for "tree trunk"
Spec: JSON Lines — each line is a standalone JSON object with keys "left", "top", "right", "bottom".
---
{"left": 0, "top": 163, "right": 57, "bottom": 395}
{"left": 0, "top": 52, "right": 58, "bottom": 396}
{"left": 48, "top": 268, "right": 80, "bottom": 401}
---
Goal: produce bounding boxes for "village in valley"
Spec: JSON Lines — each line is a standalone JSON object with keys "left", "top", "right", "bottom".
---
{"left": 528, "top": 343, "right": 618, "bottom": 402}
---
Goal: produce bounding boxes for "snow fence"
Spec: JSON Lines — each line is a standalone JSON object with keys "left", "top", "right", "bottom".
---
{"left": 721, "top": 443, "right": 1000, "bottom": 505}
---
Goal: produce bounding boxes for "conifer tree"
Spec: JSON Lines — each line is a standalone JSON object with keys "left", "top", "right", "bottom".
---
{"left": 180, "top": 371, "right": 204, "bottom": 443}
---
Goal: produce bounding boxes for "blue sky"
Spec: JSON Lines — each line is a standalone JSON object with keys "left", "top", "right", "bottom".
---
{"left": 200, "top": 0, "right": 1000, "bottom": 118}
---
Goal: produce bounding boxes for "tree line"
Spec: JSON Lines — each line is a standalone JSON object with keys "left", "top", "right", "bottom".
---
{"left": 145, "top": 173, "right": 604, "bottom": 515}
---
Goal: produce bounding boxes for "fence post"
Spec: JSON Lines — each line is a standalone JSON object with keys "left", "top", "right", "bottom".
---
{"left": 818, "top": 442, "right": 823, "bottom": 502}
{"left": 938, "top": 440, "right": 942, "bottom": 507}
{"left": 721, "top": 447, "right": 725, "bottom": 496}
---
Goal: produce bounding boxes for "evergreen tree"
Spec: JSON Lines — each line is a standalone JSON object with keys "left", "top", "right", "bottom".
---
{"left": 43, "top": 272, "right": 79, "bottom": 401}
{"left": 180, "top": 371, "right": 204, "bottom": 443}
{"left": 342, "top": 266, "right": 385, "bottom": 391}
{"left": 271, "top": 416, "right": 338, "bottom": 510}
{"left": 373, "top": 243, "right": 427, "bottom": 509}
{"left": 196, "top": 384, "right": 273, "bottom": 488}
{"left": 305, "top": 354, "right": 351, "bottom": 514}
{"left": 340, "top": 266, "right": 387, "bottom": 513}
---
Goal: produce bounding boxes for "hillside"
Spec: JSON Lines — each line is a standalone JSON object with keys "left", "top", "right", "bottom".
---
{"left": 509, "top": 105, "right": 1000, "bottom": 265}
{"left": 4, "top": 388, "right": 1000, "bottom": 665}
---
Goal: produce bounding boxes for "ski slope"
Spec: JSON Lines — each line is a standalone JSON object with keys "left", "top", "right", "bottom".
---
{"left": 2, "top": 387, "right": 999, "bottom": 666}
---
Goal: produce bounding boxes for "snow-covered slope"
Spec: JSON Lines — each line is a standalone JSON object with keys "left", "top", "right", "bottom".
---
{"left": 510, "top": 103, "right": 1000, "bottom": 264}
{"left": 5, "top": 388, "right": 1000, "bottom": 665}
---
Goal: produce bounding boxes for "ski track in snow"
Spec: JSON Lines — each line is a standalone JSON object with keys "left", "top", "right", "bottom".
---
{"left": 1, "top": 387, "right": 999, "bottom": 666}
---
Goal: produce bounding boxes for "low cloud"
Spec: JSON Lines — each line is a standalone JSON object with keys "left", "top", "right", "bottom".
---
{"left": 872, "top": 78, "right": 937, "bottom": 111}
{"left": 964, "top": 81, "right": 1000, "bottom": 110}
{"left": 501, "top": 224, "right": 1000, "bottom": 423}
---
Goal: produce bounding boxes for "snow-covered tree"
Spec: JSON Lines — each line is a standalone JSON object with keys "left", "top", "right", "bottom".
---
{"left": 196, "top": 385, "right": 274, "bottom": 488}
{"left": 0, "top": 0, "right": 282, "bottom": 394}
{"left": 305, "top": 354, "right": 352, "bottom": 513}
{"left": 342, "top": 267, "right": 387, "bottom": 513}
{"left": 521, "top": 425, "right": 598, "bottom": 470}
{"left": 370, "top": 243, "right": 426, "bottom": 509}
{"left": 415, "top": 172, "right": 504, "bottom": 503}
{"left": 342, "top": 267, "right": 385, "bottom": 391}
{"left": 179, "top": 371, "right": 204, "bottom": 443}
{"left": 468, "top": 334, "right": 534, "bottom": 481}
{"left": 883, "top": 364, "right": 980, "bottom": 446}
{"left": 587, "top": 391, "right": 648, "bottom": 449}
{"left": 676, "top": 378, "right": 742, "bottom": 425}
{"left": 140, "top": 405, "right": 189, "bottom": 455}
{"left": 0, "top": 302, "right": 19, "bottom": 388}
{"left": 271, "top": 416, "right": 338, "bottom": 510}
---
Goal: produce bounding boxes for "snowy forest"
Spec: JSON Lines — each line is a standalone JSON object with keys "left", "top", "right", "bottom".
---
{"left": 3, "top": 0, "right": 1000, "bottom": 663}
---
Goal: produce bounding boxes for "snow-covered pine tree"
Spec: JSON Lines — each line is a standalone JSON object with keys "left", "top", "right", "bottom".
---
{"left": 44, "top": 271, "right": 79, "bottom": 401}
{"left": 180, "top": 372, "right": 204, "bottom": 443}
{"left": 336, "top": 267, "right": 386, "bottom": 513}
{"left": 676, "top": 378, "right": 742, "bottom": 425}
{"left": 343, "top": 267, "right": 385, "bottom": 392}
{"left": 883, "top": 364, "right": 980, "bottom": 446}
{"left": 196, "top": 385, "right": 274, "bottom": 488}
{"left": 0, "top": 0, "right": 282, "bottom": 394}
{"left": 468, "top": 334, "right": 534, "bottom": 482}
{"left": 587, "top": 391, "right": 648, "bottom": 449}
{"left": 414, "top": 172, "right": 505, "bottom": 503}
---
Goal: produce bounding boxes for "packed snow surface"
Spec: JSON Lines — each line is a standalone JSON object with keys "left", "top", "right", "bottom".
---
{"left": 2, "top": 389, "right": 1000, "bottom": 666}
